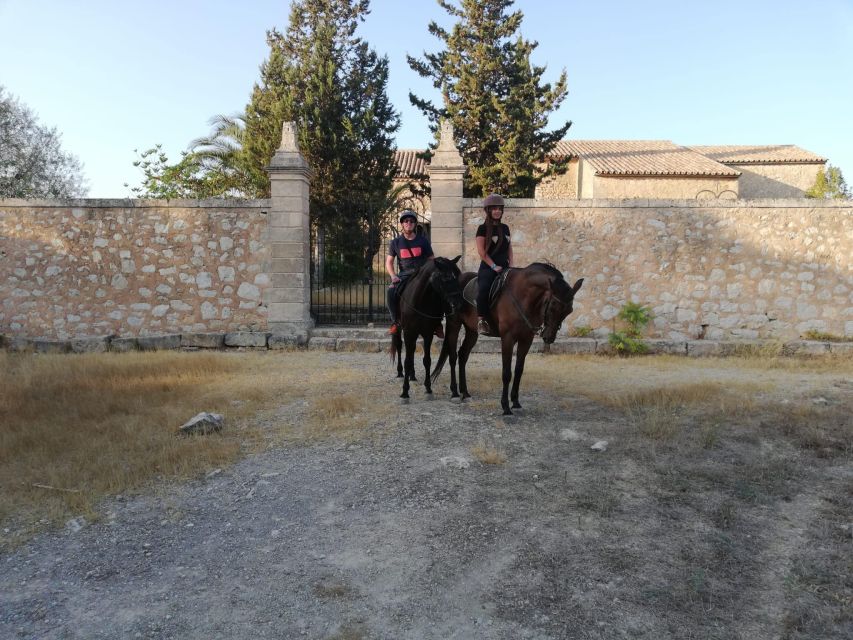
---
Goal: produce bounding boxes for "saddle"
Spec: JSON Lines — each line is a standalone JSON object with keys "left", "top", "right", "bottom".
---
{"left": 462, "top": 270, "right": 510, "bottom": 308}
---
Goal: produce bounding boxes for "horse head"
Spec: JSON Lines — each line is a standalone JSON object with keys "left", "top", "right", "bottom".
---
{"left": 429, "top": 255, "right": 463, "bottom": 315}
{"left": 540, "top": 276, "right": 584, "bottom": 344}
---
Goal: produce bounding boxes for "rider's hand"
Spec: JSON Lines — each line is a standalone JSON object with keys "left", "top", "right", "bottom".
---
{"left": 391, "top": 275, "right": 401, "bottom": 284}
{"left": 493, "top": 265, "right": 503, "bottom": 273}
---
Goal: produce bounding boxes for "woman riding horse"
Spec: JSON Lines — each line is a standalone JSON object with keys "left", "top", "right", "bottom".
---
{"left": 433, "top": 263, "right": 583, "bottom": 415}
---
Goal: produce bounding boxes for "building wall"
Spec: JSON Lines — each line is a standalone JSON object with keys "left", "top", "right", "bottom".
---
{"left": 463, "top": 199, "right": 852, "bottom": 340}
{"left": 0, "top": 199, "right": 271, "bottom": 339}
{"left": 733, "top": 163, "right": 824, "bottom": 198}
{"left": 534, "top": 159, "right": 579, "bottom": 199}
{"left": 592, "top": 175, "right": 740, "bottom": 199}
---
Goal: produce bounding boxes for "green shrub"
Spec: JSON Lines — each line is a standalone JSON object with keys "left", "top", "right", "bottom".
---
{"left": 570, "top": 325, "right": 593, "bottom": 338}
{"left": 609, "top": 302, "right": 653, "bottom": 356}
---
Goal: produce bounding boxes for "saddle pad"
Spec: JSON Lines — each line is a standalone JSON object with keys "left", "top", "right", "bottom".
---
{"left": 462, "top": 272, "right": 508, "bottom": 307}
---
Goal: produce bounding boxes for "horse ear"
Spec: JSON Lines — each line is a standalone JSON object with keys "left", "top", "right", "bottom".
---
{"left": 451, "top": 255, "right": 461, "bottom": 264}
{"left": 572, "top": 278, "right": 584, "bottom": 293}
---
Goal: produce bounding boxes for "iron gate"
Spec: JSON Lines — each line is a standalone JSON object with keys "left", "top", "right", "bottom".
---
{"left": 310, "top": 212, "right": 430, "bottom": 325}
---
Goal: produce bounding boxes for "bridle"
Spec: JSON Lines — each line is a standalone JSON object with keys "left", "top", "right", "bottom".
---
{"left": 504, "top": 270, "right": 572, "bottom": 337}
{"left": 400, "top": 267, "right": 461, "bottom": 321}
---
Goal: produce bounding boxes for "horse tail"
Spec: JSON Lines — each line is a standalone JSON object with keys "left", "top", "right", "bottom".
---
{"left": 388, "top": 330, "right": 402, "bottom": 363}
{"left": 430, "top": 334, "right": 450, "bottom": 384}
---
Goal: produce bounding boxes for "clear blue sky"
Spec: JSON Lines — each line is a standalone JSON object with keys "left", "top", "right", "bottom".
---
{"left": 1, "top": 0, "right": 851, "bottom": 197}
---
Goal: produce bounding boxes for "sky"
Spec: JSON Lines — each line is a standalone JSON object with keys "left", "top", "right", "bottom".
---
{"left": 1, "top": 0, "right": 851, "bottom": 198}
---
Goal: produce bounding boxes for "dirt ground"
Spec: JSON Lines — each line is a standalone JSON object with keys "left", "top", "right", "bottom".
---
{"left": 1, "top": 352, "right": 851, "bottom": 639}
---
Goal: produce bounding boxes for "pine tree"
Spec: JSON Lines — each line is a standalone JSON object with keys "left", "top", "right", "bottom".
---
{"left": 408, "top": 0, "right": 571, "bottom": 197}
{"left": 243, "top": 0, "right": 400, "bottom": 232}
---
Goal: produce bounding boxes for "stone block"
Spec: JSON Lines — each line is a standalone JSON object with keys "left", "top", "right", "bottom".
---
{"left": 645, "top": 339, "right": 687, "bottom": 355}
{"left": 686, "top": 341, "right": 722, "bottom": 357}
{"left": 110, "top": 337, "right": 138, "bottom": 352}
{"left": 71, "top": 337, "right": 111, "bottom": 353}
{"left": 306, "top": 337, "right": 338, "bottom": 351}
{"left": 224, "top": 332, "right": 269, "bottom": 348}
{"left": 548, "top": 339, "right": 596, "bottom": 354}
{"left": 181, "top": 333, "right": 226, "bottom": 349}
{"left": 336, "top": 338, "right": 382, "bottom": 353}
{"left": 137, "top": 334, "right": 182, "bottom": 351}
{"left": 4, "top": 337, "right": 33, "bottom": 352}
{"left": 782, "top": 340, "right": 830, "bottom": 356}
{"left": 268, "top": 332, "right": 309, "bottom": 349}
{"left": 828, "top": 342, "right": 853, "bottom": 355}
{"left": 33, "top": 339, "right": 71, "bottom": 354}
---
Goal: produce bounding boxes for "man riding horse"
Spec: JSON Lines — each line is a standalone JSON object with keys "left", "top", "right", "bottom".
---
{"left": 386, "top": 210, "right": 444, "bottom": 339}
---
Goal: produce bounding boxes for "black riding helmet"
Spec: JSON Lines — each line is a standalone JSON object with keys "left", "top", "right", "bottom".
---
{"left": 399, "top": 210, "right": 418, "bottom": 223}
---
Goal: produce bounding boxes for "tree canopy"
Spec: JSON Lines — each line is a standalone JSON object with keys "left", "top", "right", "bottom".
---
{"left": 131, "top": 0, "right": 401, "bottom": 235}
{"left": 0, "top": 86, "right": 87, "bottom": 198}
{"left": 805, "top": 165, "right": 850, "bottom": 200}
{"left": 407, "top": 0, "right": 571, "bottom": 197}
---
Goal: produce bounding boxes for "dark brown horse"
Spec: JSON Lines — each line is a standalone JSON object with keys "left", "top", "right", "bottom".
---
{"left": 432, "top": 263, "right": 583, "bottom": 415}
{"left": 389, "top": 256, "right": 463, "bottom": 400}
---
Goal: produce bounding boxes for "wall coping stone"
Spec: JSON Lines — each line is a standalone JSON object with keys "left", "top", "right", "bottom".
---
{"left": 0, "top": 198, "right": 270, "bottom": 209}
{"left": 462, "top": 197, "right": 852, "bottom": 209}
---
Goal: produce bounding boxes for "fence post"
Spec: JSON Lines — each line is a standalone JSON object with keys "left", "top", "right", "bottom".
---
{"left": 427, "top": 120, "right": 466, "bottom": 265}
{"left": 266, "top": 122, "right": 314, "bottom": 337}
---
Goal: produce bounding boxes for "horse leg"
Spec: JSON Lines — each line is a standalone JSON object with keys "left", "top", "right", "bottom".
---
{"left": 422, "top": 333, "right": 433, "bottom": 395}
{"left": 401, "top": 333, "right": 417, "bottom": 399}
{"left": 500, "top": 336, "right": 516, "bottom": 415}
{"left": 393, "top": 332, "right": 403, "bottom": 378}
{"left": 458, "top": 327, "right": 478, "bottom": 400}
{"left": 448, "top": 331, "right": 459, "bottom": 398}
{"left": 510, "top": 337, "right": 533, "bottom": 410}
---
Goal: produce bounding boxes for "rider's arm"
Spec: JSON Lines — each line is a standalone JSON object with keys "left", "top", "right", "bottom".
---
{"left": 385, "top": 254, "right": 399, "bottom": 283}
{"left": 508, "top": 242, "right": 514, "bottom": 268}
{"left": 476, "top": 235, "right": 493, "bottom": 266}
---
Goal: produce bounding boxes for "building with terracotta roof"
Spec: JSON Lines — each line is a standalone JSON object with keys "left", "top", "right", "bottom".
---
{"left": 394, "top": 141, "right": 827, "bottom": 202}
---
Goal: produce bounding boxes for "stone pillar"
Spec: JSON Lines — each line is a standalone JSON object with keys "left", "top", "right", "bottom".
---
{"left": 427, "top": 120, "right": 466, "bottom": 265}
{"left": 266, "top": 122, "right": 314, "bottom": 336}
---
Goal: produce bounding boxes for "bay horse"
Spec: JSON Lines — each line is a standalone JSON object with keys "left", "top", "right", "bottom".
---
{"left": 389, "top": 256, "right": 463, "bottom": 400}
{"left": 432, "top": 263, "right": 583, "bottom": 415}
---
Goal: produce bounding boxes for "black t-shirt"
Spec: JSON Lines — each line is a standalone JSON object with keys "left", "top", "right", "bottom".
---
{"left": 476, "top": 223, "right": 511, "bottom": 267}
{"left": 388, "top": 234, "right": 434, "bottom": 272}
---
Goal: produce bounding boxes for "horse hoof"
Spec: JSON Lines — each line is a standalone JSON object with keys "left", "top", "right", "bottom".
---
{"left": 400, "top": 397, "right": 410, "bottom": 404}
{"left": 502, "top": 409, "right": 513, "bottom": 416}
{"left": 396, "top": 373, "right": 403, "bottom": 379}
{"left": 450, "top": 397, "right": 461, "bottom": 404}
{"left": 425, "top": 393, "right": 434, "bottom": 401}
{"left": 511, "top": 403, "right": 522, "bottom": 410}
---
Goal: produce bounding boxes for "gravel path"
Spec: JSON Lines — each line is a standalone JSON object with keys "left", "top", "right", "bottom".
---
{"left": 2, "top": 354, "right": 850, "bottom": 640}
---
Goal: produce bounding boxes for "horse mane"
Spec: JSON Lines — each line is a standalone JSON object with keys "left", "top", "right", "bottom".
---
{"left": 528, "top": 262, "right": 575, "bottom": 300}
{"left": 529, "top": 262, "right": 563, "bottom": 279}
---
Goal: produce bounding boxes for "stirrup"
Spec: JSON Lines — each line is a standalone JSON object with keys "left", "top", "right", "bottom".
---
{"left": 477, "top": 318, "right": 491, "bottom": 335}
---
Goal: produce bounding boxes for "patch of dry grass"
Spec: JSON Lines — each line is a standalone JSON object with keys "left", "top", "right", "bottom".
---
{"left": 471, "top": 443, "right": 506, "bottom": 465}
{"left": 0, "top": 350, "right": 392, "bottom": 545}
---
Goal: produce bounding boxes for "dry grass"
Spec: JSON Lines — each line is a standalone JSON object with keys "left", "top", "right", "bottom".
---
{"left": 0, "top": 350, "right": 392, "bottom": 545}
{"left": 471, "top": 443, "right": 507, "bottom": 465}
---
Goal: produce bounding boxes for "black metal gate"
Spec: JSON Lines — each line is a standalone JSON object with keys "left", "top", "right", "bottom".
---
{"left": 310, "top": 213, "right": 430, "bottom": 325}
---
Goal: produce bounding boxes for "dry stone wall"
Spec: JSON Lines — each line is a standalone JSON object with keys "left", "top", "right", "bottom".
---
{"left": 463, "top": 199, "right": 852, "bottom": 340}
{"left": 0, "top": 199, "right": 271, "bottom": 339}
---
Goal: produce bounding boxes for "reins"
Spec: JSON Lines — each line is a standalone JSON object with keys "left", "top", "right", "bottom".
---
{"left": 502, "top": 270, "right": 568, "bottom": 337}
{"left": 399, "top": 266, "right": 456, "bottom": 321}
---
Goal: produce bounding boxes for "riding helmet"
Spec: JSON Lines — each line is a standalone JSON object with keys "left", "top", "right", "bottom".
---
{"left": 483, "top": 193, "right": 505, "bottom": 209}
{"left": 399, "top": 210, "right": 418, "bottom": 223}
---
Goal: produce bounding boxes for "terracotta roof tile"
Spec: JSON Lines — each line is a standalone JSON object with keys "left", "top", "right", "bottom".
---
{"left": 550, "top": 140, "right": 740, "bottom": 177}
{"left": 394, "top": 149, "right": 429, "bottom": 178}
{"left": 688, "top": 145, "right": 827, "bottom": 164}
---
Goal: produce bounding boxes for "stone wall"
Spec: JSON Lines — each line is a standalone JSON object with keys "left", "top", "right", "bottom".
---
{"left": 0, "top": 199, "right": 271, "bottom": 339}
{"left": 463, "top": 199, "right": 852, "bottom": 340}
